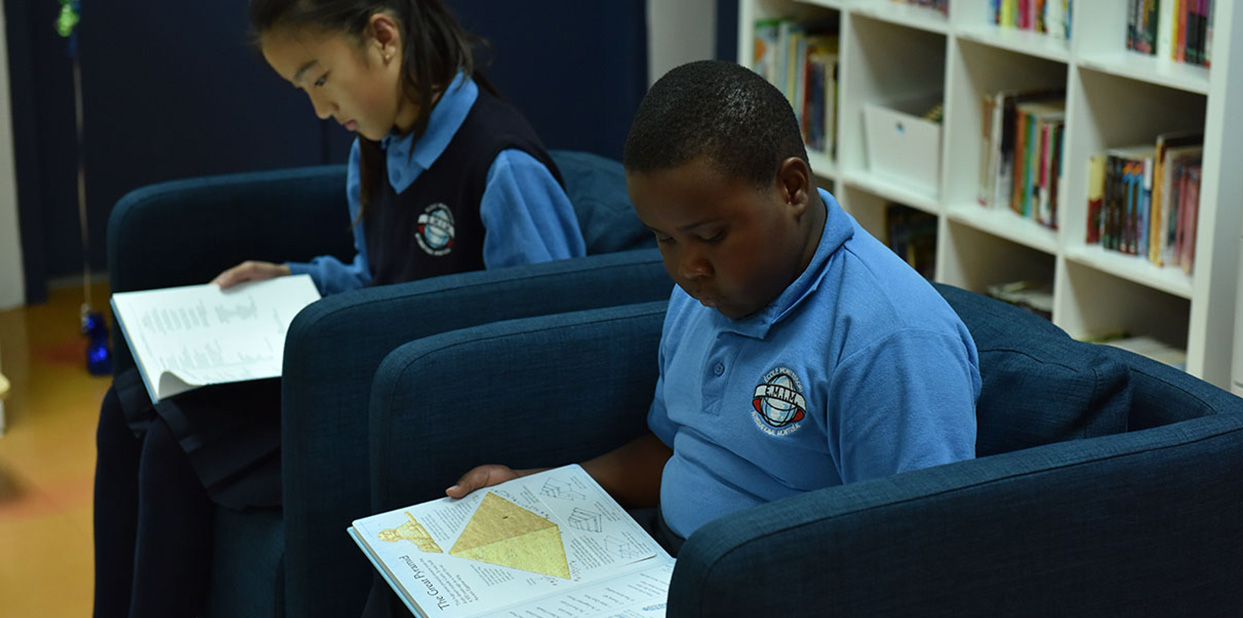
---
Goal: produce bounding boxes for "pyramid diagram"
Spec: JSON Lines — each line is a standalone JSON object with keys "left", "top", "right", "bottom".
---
{"left": 449, "top": 493, "right": 571, "bottom": 579}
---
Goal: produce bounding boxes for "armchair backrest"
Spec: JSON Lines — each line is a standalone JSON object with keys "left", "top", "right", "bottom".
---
{"left": 550, "top": 150, "right": 655, "bottom": 255}
{"left": 367, "top": 301, "right": 668, "bottom": 512}
{"left": 281, "top": 251, "right": 672, "bottom": 618}
{"left": 933, "top": 283, "right": 1132, "bottom": 456}
{"left": 106, "top": 165, "right": 352, "bottom": 376}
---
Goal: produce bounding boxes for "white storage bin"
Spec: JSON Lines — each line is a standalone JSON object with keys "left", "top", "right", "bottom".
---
{"left": 863, "top": 97, "right": 943, "bottom": 197}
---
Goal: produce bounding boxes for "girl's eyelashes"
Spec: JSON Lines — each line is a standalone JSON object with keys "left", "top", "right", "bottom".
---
{"left": 314, "top": 73, "right": 329, "bottom": 87}
{"left": 700, "top": 229, "right": 726, "bottom": 243}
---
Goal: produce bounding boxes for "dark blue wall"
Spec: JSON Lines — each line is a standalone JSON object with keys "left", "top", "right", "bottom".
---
{"left": 9, "top": 1, "right": 647, "bottom": 303}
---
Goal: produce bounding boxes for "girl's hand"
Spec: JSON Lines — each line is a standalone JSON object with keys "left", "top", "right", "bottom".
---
{"left": 446, "top": 465, "right": 545, "bottom": 499}
{"left": 211, "top": 261, "right": 291, "bottom": 289}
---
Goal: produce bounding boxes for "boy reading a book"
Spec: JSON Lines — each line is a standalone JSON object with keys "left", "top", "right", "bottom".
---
{"left": 366, "top": 60, "right": 980, "bottom": 614}
{"left": 453, "top": 58, "right": 980, "bottom": 546}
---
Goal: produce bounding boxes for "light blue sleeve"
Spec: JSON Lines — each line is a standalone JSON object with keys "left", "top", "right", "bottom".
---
{"left": 829, "top": 329, "right": 981, "bottom": 485}
{"left": 286, "top": 139, "right": 373, "bottom": 295}
{"left": 478, "top": 149, "right": 587, "bottom": 269}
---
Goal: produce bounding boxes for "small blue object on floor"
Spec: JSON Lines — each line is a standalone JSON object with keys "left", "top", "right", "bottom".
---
{"left": 83, "top": 309, "right": 112, "bottom": 376}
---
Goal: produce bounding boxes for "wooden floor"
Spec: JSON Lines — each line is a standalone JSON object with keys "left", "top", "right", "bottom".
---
{"left": 0, "top": 283, "right": 113, "bottom": 616}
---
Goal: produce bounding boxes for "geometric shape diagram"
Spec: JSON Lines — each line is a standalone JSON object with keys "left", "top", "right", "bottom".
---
{"left": 567, "top": 507, "right": 604, "bottom": 533}
{"left": 541, "top": 478, "right": 588, "bottom": 501}
{"left": 449, "top": 493, "right": 571, "bottom": 579}
{"left": 605, "top": 535, "right": 641, "bottom": 559}
{"left": 377, "top": 512, "right": 444, "bottom": 554}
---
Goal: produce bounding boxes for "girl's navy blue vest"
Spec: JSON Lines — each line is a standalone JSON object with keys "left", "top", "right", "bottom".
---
{"left": 363, "top": 87, "right": 564, "bottom": 286}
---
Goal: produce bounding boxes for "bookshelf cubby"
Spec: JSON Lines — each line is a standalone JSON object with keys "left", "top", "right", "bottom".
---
{"left": 737, "top": 0, "right": 1243, "bottom": 388}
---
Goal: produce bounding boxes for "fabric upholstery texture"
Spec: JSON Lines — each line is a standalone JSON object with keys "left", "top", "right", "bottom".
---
{"left": 934, "top": 283, "right": 1131, "bottom": 456}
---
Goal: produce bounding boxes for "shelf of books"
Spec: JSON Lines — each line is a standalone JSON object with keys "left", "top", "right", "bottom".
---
{"left": 738, "top": 0, "right": 1243, "bottom": 387}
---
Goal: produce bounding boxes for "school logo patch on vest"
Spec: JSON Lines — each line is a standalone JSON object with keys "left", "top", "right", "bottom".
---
{"left": 416, "top": 203, "right": 455, "bottom": 256}
{"left": 752, "top": 367, "right": 807, "bottom": 436}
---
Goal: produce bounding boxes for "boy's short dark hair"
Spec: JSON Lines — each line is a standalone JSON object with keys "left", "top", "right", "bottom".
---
{"left": 623, "top": 59, "right": 809, "bottom": 188}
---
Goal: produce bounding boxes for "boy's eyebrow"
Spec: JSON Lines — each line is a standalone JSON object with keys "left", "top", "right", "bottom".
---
{"left": 679, "top": 219, "right": 722, "bottom": 233}
{"left": 292, "top": 60, "right": 320, "bottom": 85}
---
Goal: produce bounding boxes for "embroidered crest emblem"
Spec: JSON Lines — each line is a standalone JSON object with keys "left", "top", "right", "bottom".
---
{"left": 416, "top": 203, "right": 455, "bottom": 256}
{"left": 752, "top": 367, "right": 807, "bottom": 436}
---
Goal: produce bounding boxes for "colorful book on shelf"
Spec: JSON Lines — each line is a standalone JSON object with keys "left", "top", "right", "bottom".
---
{"left": 1016, "top": 100, "right": 1065, "bottom": 227}
{"left": 1087, "top": 154, "right": 1107, "bottom": 244}
{"left": 753, "top": 19, "right": 782, "bottom": 86}
{"left": 1178, "top": 163, "right": 1201, "bottom": 273}
{"left": 803, "top": 36, "right": 839, "bottom": 156}
{"left": 983, "top": 89, "right": 1063, "bottom": 212}
{"left": 885, "top": 203, "right": 938, "bottom": 280}
{"left": 992, "top": 0, "right": 1071, "bottom": 38}
{"left": 753, "top": 18, "right": 839, "bottom": 159}
{"left": 1103, "top": 145, "right": 1156, "bottom": 255}
{"left": 350, "top": 465, "right": 674, "bottom": 618}
{"left": 1149, "top": 132, "right": 1203, "bottom": 264}
{"left": 1156, "top": 143, "right": 1202, "bottom": 267}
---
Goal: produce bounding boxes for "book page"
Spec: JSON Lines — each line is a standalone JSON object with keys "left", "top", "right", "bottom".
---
{"left": 110, "top": 275, "right": 321, "bottom": 402}
{"left": 351, "top": 465, "right": 673, "bottom": 618}
{"left": 498, "top": 562, "right": 672, "bottom": 618}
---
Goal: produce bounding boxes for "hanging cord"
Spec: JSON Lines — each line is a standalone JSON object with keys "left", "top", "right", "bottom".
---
{"left": 59, "top": 0, "right": 110, "bottom": 375}
{"left": 73, "top": 54, "right": 90, "bottom": 316}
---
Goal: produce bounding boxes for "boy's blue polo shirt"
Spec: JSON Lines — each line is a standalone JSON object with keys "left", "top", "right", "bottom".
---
{"left": 649, "top": 188, "right": 981, "bottom": 539}
{"left": 289, "top": 73, "right": 585, "bottom": 295}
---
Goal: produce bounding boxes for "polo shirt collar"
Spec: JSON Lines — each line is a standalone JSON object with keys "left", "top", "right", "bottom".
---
{"left": 379, "top": 71, "right": 477, "bottom": 192}
{"left": 723, "top": 188, "right": 853, "bottom": 339}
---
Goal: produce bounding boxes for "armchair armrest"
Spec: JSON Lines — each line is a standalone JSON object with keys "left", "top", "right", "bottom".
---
{"left": 281, "top": 251, "right": 671, "bottom": 618}
{"left": 367, "top": 300, "right": 668, "bottom": 512}
{"left": 668, "top": 412, "right": 1243, "bottom": 617}
{"left": 106, "top": 165, "right": 352, "bottom": 373}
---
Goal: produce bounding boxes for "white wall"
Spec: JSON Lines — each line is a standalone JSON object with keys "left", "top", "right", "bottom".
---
{"left": 0, "top": 4, "right": 24, "bottom": 310}
{"left": 647, "top": 0, "right": 718, "bottom": 86}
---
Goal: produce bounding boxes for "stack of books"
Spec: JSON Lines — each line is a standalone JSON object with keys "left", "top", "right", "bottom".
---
{"left": 1126, "top": 0, "right": 1215, "bottom": 66}
{"left": 991, "top": 0, "right": 1072, "bottom": 39}
{"left": 1086, "top": 132, "right": 1203, "bottom": 273}
{"left": 977, "top": 89, "right": 1067, "bottom": 230}
{"left": 753, "top": 18, "right": 839, "bottom": 158}
{"left": 886, "top": 203, "right": 938, "bottom": 280}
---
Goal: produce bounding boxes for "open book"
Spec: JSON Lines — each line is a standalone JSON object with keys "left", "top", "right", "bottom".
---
{"left": 110, "top": 275, "right": 321, "bottom": 404}
{"left": 350, "top": 465, "right": 674, "bottom": 618}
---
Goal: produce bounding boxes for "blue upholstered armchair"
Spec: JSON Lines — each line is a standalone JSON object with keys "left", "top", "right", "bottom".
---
{"left": 367, "top": 286, "right": 1243, "bottom": 617}
{"left": 105, "top": 152, "right": 674, "bottom": 618}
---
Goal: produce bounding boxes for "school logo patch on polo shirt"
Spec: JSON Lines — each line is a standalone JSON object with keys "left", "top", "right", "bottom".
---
{"left": 416, "top": 203, "right": 455, "bottom": 256}
{"left": 752, "top": 367, "right": 807, "bottom": 437}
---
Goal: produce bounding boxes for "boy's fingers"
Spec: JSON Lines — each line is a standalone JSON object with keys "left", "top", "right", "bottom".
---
{"left": 446, "top": 465, "right": 514, "bottom": 498}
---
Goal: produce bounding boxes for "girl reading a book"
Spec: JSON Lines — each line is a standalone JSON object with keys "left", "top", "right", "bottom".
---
{"left": 92, "top": 1, "right": 584, "bottom": 616}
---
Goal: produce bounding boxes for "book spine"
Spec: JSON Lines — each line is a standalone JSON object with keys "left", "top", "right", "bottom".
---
{"left": 1181, "top": 165, "right": 1200, "bottom": 273}
{"left": 1139, "top": 157, "right": 1152, "bottom": 257}
{"left": 1177, "top": 0, "right": 1188, "bottom": 62}
{"left": 979, "top": 94, "right": 995, "bottom": 206}
{"left": 1087, "top": 154, "right": 1106, "bottom": 244}
{"left": 1205, "top": 0, "right": 1214, "bottom": 67}
{"left": 1157, "top": 0, "right": 1175, "bottom": 59}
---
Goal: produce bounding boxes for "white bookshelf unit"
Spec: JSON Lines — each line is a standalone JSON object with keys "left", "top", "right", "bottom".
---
{"left": 738, "top": 0, "right": 1243, "bottom": 389}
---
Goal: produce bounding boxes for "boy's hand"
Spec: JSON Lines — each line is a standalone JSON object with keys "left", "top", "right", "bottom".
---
{"left": 446, "top": 465, "right": 544, "bottom": 499}
{"left": 211, "top": 261, "right": 291, "bottom": 289}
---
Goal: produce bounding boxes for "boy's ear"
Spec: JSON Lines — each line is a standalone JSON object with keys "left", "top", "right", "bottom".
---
{"left": 776, "top": 157, "right": 812, "bottom": 216}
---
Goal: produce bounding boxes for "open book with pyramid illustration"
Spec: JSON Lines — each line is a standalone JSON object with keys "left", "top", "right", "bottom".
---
{"left": 349, "top": 465, "right": 674, "bottom": 618}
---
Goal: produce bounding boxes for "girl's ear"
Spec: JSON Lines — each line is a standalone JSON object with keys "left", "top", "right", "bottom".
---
{"left": 367, "top": 12, "right": 402, "bottom": 61}
{"left": 776, "top": 156, "right": 812, "bottom": 217}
